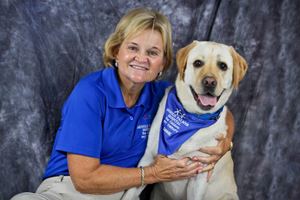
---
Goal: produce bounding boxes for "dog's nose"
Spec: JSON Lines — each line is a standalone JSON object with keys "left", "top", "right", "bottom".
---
{"left": 202, "top": 76, "right": 217, "bottom": 88}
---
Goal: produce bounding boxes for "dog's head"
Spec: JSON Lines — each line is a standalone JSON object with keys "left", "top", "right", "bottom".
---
{"left": 175, "top": 41, "right": 248, "bottom": 114}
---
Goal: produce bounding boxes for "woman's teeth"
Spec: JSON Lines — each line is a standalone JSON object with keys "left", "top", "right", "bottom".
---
{"left": 130, "top": 65, "right": 149, "bottom": 70}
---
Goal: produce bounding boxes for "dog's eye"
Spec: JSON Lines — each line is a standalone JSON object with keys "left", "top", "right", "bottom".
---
{"left": 218, "top": 62, "right": 228, "bottom": 71}
{"left": 193, "top": 60, "right": 204, "bottom": 68}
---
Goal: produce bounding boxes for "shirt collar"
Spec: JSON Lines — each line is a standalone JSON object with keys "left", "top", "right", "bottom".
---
{"left": 103, "top": 67, "right": 152, "bottom": 109}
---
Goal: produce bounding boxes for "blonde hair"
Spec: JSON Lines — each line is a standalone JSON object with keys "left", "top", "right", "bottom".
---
{"left": 103, "top": 8, "right": 173, "bottom": 72}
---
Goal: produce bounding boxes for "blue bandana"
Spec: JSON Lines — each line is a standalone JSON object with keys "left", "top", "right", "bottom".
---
{"left": 158, "top": 87, "right": 223, "bottom": 155}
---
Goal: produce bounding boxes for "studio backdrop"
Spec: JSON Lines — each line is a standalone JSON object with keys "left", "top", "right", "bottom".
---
{"left": 0, "top": 0, "right": 299, "bottom": 199}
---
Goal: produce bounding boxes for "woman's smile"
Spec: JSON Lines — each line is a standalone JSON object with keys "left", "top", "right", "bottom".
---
{"left": 129, "top": 63, "right": 150, "bottom": 71}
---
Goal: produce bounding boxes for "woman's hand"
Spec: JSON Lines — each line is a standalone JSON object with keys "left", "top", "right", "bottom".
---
{"left": 192, "top": 109, "right": 235, "bottom": 182}
{"left": 192, "top": 134, "right": 232, "bottom": 181}
{"left": 146, "top": 155, "right": 203, "bottom": 183}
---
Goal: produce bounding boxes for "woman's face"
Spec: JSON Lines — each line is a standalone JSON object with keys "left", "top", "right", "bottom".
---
{"left": 116, "top": 29, "right": 165, "bottom": 85}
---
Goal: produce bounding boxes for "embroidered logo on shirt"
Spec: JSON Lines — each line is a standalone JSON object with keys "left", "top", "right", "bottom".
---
{"left": 137, "top": 124, "right": 150, "bottom": 139}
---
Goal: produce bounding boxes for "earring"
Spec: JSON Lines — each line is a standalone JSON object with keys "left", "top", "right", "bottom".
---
{"left": 156, "top": 71, "right": 163, "bottom": 80}
{"left": 115, "top": 61, "right": 118, "bottom": 68}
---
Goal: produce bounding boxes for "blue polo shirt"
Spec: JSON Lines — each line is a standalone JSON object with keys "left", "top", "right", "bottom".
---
{"left": 44, "top": 67, "right": 171, "bottom": 179}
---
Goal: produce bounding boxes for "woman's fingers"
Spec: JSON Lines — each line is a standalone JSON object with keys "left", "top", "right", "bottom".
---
{"left": 195, "top": 133, "right": 229, "bottom": 165}
{"left": 159, "top": 156, "right": 204, "bottom": 180}
{"left": 199, "top": 145, "right": 223, "bottom": 156}
{"left": 176, "top": 157, "right": 192, "bottom": 168}
{"left": 206, "top": 168, "right": 213, "bottom": 182}
{"left": 201, "top": 163, "right": 215, "bottom": 172}
{"left": 191, "top": 154, "right": 220, "bottom": 165}
{"left": 175, "top": 161, "right": 203, "bottom": 178}
{"left": 215, "top": 133, "right": 226, "bottom": 141}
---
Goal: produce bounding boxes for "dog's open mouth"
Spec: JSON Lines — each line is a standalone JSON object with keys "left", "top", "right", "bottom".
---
{"left": 189, "top": 85, "right": 219, "bottom": 110}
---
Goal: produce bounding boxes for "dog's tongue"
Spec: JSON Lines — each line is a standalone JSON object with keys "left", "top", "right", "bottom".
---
{"left": 198, "top": 95, "right": 217, "bottom": 106}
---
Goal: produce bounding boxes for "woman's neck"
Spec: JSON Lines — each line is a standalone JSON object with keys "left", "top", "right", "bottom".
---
{"left": 118, "top": 75, "right": 145, "bottom": 108}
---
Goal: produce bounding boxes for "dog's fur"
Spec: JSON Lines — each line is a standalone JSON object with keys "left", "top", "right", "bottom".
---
{"left": 122, "top": 41, "right": 248, "bottom": 200}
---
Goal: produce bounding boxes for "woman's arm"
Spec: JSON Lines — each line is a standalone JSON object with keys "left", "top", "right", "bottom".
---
{"left": 68, "top": 153, "right": 203, "bottom": 195}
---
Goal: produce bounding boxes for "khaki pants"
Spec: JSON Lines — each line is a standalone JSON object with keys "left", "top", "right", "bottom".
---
{"left": 10, "top": 176, "right": 124, "bottom": 200}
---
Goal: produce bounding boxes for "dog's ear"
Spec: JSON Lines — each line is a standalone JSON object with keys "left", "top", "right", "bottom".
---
{"left": 176, "top": 42, "right": 197, "bottom": 80}
{"left": 230, "top": 47, "right": 248, "bottom": 88}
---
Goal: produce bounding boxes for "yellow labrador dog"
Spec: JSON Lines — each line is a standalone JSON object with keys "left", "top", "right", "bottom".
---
{"left": 122, "top": 41, "right": 248, "bottom": 200}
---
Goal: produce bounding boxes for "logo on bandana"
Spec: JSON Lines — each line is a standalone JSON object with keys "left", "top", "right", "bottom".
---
{"left": 162, "top": 108, "right": 190, "bottom": 136}
{"left": 174, "top": 109, "right": 185, "bottom": 119}
{"left": 158, "top": 87, "right": 223, "bottom": 155}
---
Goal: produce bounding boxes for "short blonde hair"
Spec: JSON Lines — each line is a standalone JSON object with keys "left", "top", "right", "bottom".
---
{"left": 103, "top": 8, "right": 173, "bottom": 72}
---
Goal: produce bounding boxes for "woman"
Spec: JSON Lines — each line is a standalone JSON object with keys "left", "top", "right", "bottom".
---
{"left": 11, "top": 7, "right": 234, "bottom": 200}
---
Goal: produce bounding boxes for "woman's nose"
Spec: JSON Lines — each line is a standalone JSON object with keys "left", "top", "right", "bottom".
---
{"left": 134, "top": 52, "right": 148, "bottom": 63}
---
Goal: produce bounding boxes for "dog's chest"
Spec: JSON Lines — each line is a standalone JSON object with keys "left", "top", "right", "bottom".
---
{"left": 169, "top": 107, "right": 228, "bottom": 159}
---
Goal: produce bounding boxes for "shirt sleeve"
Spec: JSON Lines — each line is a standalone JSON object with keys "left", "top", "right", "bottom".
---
{"left": 55, "top": 79, "right": 104, "bottom": 158}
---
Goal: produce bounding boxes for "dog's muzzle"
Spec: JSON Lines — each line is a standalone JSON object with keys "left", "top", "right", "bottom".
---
{"left": 189, "top": 83, "right": 220, "bottom": 111}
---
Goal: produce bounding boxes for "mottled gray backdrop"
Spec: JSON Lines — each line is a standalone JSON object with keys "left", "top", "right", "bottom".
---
{"left": 1, "top": 0, "right": 299, "bottom": 199}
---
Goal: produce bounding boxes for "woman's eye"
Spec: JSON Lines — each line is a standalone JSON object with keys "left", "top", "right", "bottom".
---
{"left": 128, "top": 46, "right": 138, "bottom": 51}
{"left": 148, "top": 50, "right": 159, "bottom": 56}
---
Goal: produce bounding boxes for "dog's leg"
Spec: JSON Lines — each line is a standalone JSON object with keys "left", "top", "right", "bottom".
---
{"left": 187, "top": 173, "right": 208, "bottom": 200}
{"left": 203, "top": 152, "right": 239, "bottom": 200}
